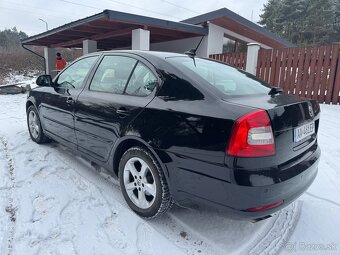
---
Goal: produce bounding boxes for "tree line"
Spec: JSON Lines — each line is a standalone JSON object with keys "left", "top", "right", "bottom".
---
{"left": 0, "top": 27, "right": 28, "bottom": 48}
{"left": 259, "top": 0, "right": 340, "bottom": 46}
{"left": 0, "top": 28, "right": 81, "bottom": 84}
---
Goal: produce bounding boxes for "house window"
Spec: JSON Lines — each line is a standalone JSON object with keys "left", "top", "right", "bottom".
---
{"left": 222, "top": 36, "right": 247, "bottom": 53}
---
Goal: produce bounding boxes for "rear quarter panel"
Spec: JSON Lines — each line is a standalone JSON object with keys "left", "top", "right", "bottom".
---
{"left": 123, "top": 66, "right": 255, "bottom": 199}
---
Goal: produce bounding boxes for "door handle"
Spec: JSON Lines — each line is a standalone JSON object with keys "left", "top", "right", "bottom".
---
{"left": 66, "top": 97, "right": 75, "bottom": 105}
{"left": 116, "top": 108, "right": 130, "bottom": 117}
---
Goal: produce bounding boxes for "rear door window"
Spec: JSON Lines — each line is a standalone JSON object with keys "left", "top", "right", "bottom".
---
{"left": 90, "top": 56, "right": 137, "bottom": 94}
{"left": 125, "top": 62, "right": 158, "bottom": 97}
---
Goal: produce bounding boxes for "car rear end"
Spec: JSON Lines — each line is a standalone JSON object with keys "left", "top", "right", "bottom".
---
{"left": 166, "top": 56, "right": 321, "bottom": 219}
{"left": 223, "top": 95, "right": 320, "bottom": 218}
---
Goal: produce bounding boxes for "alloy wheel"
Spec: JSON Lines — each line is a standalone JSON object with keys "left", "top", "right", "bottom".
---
{"left": 28, "top": 110, "right": 40, "bottom": 139}
{"left": 123, "top": 157, "right": 157, "bottom": 209}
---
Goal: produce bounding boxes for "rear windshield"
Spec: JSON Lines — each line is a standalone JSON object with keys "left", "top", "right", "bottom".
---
{"left": 167, "top": 57, "right": 271, "bottom": 97}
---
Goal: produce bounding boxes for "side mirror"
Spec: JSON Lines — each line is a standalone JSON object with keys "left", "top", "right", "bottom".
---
{"left": 36, "top": 75, "right": 53, "bottom": 87}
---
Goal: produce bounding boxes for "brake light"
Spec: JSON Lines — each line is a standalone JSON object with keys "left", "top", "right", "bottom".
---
{"left": 245, "top": 200, "right": 284, "bottom": 212}
{"left": 227, "top": 110, "right": 275, "bottom": 157}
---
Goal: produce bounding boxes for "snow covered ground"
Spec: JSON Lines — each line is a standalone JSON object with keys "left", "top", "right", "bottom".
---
{"left": 0, "top": 92, "right": 339, "bottom": 255}
{"left": 0, "top": 71, "right": 38, "bottom": 87}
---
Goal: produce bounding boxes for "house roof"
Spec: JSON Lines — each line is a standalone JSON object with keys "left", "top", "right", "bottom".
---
{"left": 22, "top": 8, "right": 294, "bottom": 50}
{"left": 182, "top": 8, "right": 295, "bottom": 48}
{"left": 22, "top": 10, "right": 208, "bottom": 49}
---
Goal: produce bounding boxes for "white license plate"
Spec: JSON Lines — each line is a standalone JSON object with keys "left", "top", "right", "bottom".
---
{"left": 294, "top": 122, "right": 315, "bottom": 143}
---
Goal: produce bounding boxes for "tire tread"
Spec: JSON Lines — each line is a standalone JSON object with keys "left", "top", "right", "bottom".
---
{"left": 120, "top": 146, "right": 173, "bottom": 218}
{"left": 27, "top": 105, "right": 50, "bottom": 144}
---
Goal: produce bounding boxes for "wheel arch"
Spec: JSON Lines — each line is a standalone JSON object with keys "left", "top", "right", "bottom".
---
{"left": 112, "top": 136, "right": 171, "bottom": 187}
{"left": 26, "top": 97, "right": 38, "bottom": 112}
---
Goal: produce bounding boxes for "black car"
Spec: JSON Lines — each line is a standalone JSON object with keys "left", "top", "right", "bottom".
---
{"left": 26, "top": 51, "right": 320, "bottom": 220}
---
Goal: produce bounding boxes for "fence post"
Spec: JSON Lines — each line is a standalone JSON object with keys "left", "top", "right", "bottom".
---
{"left": 246, "top": 43, "right": 261, "bottom": 75}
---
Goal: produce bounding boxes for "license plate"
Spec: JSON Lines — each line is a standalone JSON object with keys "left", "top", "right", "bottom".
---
{"left": 294, "top": 122, "right": 315, "bottom": 143}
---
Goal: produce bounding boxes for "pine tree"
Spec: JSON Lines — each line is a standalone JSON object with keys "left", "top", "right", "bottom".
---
{"left": 276, "top": 0, "right": 307, "bottom": 44}
{"left": 304, "top": 0, "right": 335, "bottom": 45}
{"left": 259, "top": 0, "right": 282, "bottom": 33}
{"left": 0, "top": 27, "right": 28, "bottom": 48}
{"left": 329, "top": 0, "right": 340, "bottom": 43}
{"left": 259, "top": 0, "right": 339, "bottom": 45}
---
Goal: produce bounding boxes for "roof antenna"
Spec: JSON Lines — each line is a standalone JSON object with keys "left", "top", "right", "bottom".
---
{"left": 184, "top": 35, "right": 205, "bottom": 58}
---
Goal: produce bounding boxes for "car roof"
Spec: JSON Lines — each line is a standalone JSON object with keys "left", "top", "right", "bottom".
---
{"left": 88, "top": 50, "right": 189, "bottom": 60}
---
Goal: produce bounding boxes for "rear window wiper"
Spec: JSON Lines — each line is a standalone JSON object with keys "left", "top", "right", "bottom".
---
{"left": 268, "top": 87, "right": 283, "bottom": 95}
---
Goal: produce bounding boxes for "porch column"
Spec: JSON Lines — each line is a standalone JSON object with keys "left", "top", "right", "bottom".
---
{"left": 83, "top": 39, "right": 97, "bottom": 55}
{"left": 44, "top": 47, "right": 56, "bottom": 78}
{"left": 246, "top": 43, "right": 261, "bottom": 75}
{"left": 206, "top": 23, "right": 224, "bottom": 56}
{"left": 132, "top": 28, "right": 150, "bottom": 50}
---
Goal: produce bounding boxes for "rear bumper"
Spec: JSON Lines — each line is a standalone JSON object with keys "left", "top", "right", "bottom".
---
{"left": 167, "top": 145, "right": 320, "bottom": 219}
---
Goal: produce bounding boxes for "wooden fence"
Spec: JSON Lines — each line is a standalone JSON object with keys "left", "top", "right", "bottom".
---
{"left": 209, "top": 52, "right": 247, "bottom": 70}
{"left": 256, "top": 45, "right": 340, "bottom": 104}
{"left": 209, "top": 44, "right": 340, "bottom": 104}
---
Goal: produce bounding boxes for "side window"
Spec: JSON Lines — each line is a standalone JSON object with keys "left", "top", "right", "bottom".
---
{"left": 125, "top": 62, "right": 158, "bottom": 97}
{"left": 57, "top": 56, "right": 98, "bottom": 89}
{"left": 90, "top": 56, "right": 137, "bottom": 94}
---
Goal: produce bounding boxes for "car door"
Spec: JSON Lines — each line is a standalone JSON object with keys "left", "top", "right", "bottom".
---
{"left": 74, "top": 54, "right": 159, "bottom": 162}
{"left": 39, "top": 55, "right": 99, "bottom": 149}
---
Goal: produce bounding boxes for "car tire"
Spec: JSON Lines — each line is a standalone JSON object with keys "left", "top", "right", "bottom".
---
{"left": 119, "top": 146, "right": 173, "bottom": 218}
{"left": 27, "top": 105, "right": 50, "bottom": 144}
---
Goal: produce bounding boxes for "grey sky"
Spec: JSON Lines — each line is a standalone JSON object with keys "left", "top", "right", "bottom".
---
{"left": 0, "top": 0, "right": 267, "bottom": 36}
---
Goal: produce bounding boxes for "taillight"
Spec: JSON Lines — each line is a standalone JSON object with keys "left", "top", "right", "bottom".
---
{"left": 245, "top": 200, "right": 283, "bottom": 212}
{"left": 227, "top": 110, "right": 275, "bottom": 157}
